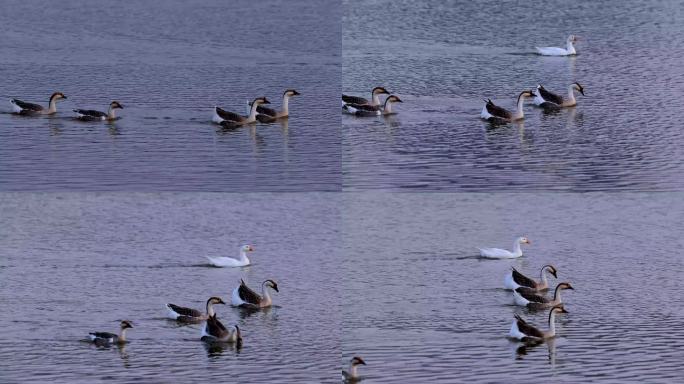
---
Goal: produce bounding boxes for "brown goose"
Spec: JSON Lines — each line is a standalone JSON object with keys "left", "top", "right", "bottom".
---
{"left": 201, "top": 316, "right": 242, "bottom": 345}
{"left": 504, "top": 265, "right": 558, "bottom": 291}
{"left": 533, "top": 82, "right": 585, "bottom": 107}
{"left": 342, "top": 356, "right": 366, "bottom": 382}
{"left": 342, "top": 86, "right": 390, "bottom": 106}
{"left": 513, "top": 282, "right": 574, "bottom": 310}
{"left": 166, "top": 297, "right": 225, "bottom": 323}
{"left": 343, "top": 95, "right": 403, "bottom": 116}
{"left": 509, "top": 305, "right": 567, "bottom": 341}
{"left": 253, "top": 89, "right": 300, "bottom": 122}
{"left": 230, "top": 279, "right": 278, "bottom": 308}
{"left": 88, "top": 320, "right": 133, "bottom": 345}
{"left": 74, "top": 101, "right": 123, "bottom": 121}
{"left": 213, "top": 96, "right": 270, "bottom": 127}
{"left": 10, "top": 92, "right": 67, "bottom": 115}
{"left": 480, "top": 90, "right": 534, "bottom": 122}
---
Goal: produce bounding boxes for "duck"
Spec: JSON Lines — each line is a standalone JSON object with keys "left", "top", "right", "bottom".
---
{"left": 342, "top": 86, "right": 390, "bottom": 107}
{"left": 533, "top": 83, "right": 585, "bottom": 108}
{"left": 478, "top": 236, "right": 531, "bottom": 259}
{"left": 10, "top": 92, "right": 67, "bottom": 115}
{"left": 88, "top": 320, "right": 133, "bottom": 345}
{"left": 73, "top": 101, "right": 123, "bottom": 121}
{"left": 509, "top": 304, "right": 567, "bottom": 341}
{"left": 231, "top": 279, "right": 279, "bottom": 309}
{"left": 201, "top": 316, "right": 242, "bottom": 345}
{"left": 513, "top": 282, "right": 574, "bottom": 310}
{"left": 213, "top": 97, "right": 270, "bottom": 127}
{"left": 166, "top": 296, "right": 225, "bottom": 323}
{"left": 480, "top": 91, "right": 535, "bottom": 122}
{"left": 536, "top": 35, "right": 578, "bottom": 56}
{"left": 504, "top": 264, "right": 557, "bottom": 291}
{"left": 252, "top": 89, "right": 300, "bottom": 123}
{"left": 342, "top": 356, "right": 366, "bottom": 382}
{"left": 206, "top": 244, "right": 254, "bottom": 267}
{"left": 343, "top": 95, "right": 403, "bottom": 116}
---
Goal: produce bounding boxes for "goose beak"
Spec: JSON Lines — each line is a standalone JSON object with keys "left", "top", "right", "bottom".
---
{"left": 579, "top": 89, "right": 585, "bottom": 96}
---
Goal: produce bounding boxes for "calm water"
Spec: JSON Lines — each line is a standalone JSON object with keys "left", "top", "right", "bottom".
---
{"left": 0, "top": 0, "right": 341, "bottom": 191}
{"left": 0, "top": 193, "right": 341, "bottom": 383}
{"left": 341, "top": 193, "right": 684, "bottom": 383}
{"left": 343, "top": 0, "right": 684, "bottom": 191}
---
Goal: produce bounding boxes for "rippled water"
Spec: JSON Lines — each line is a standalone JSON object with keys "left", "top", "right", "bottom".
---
{"left": 343, "top": 0, "right": 684, "bottom": 191}
{"left": 0, "top": 0, "right": 341, "bottom": 191}
{"left": 341, "top": 193, "right": 684, "bottom": 383}
{"left": 0, "top": 193, "right": 341, "bottom": 382}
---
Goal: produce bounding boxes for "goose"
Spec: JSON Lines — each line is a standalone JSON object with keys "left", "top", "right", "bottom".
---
{"left": 480, "top": 91, "right": 535, "bottom": 122}
{"left": 342, "top": 86, "right": 390, "bottom": 106}
{"left": 88, "top": 320, "right": 133, "bottom": 345}
{"left": 536, "top": 35, "right": 578, "bottom": 56}
{"left": 252, "top": 89, "right": 300, "bottom": 122}
{"left": 231, "top": 279, "right": 278, "bottom": 308}
{"left": 74, "top": 101, "right": 124, "bottom": 121}
{"left": 479, "top": 236, "right": 530, "bottom": 259}
{"left": 10, "top": 92, "right": 67, "bottom": 115}
{"left": 513, "top": 282, "right": 574, "bottom": 309}
{"left": 342, "top": 356, "right": 366, "bottom": 382}
{"left": 213, "top": 97, "right": 270, "bottom": 127}
{"left": 166, "top": 296, "right": 225, "bottom": 323}
{"left": 201, "top": 316, "right": 242, "bottom": 345}
{"left": 504, "top": 264, "right": 557, "bottom": 291}
{"left": 343, "top": 95, "right": 403, "bottom": 116}
{"left": 206, "top": 244, "right": 254, "bottom": 267}
{"left": 509, "top": 304, "right": 567, "bottom": 341}
{"left": 533, "top": 83, "right": 585, "bottom": 107}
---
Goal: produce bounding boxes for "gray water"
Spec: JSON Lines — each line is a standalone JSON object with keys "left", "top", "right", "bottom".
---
{"left": 343, "top": 0, "right": 684, "bottom": 191}
{"left": 341, "top": 193, "right": 684, "bottom": 383}
{"left": 0, "top": 193, "right": 341, "bottom": 383}
{"left": 0, "top": 0, "right": 341, "bottom": 191}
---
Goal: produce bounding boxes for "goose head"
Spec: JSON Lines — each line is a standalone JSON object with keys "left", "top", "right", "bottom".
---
{"left": 520, "top": 90, "right": 535, "bottom": 99}
{"left": 264, "top": 279, "right": 279, "bottom": 293}
{"left": 50, "top": 92, "right": 67, "bottom": 102}
{"left": 110, "top": 101, "right": 124, "bottom": 110}
{"left": 567, "top": 35, "right": 578, "bottom": 45}
{"left": 572, "top": 82, "right": 585, "bottom": 96}
{"left": 241, "top": 244, "right": 255, "bottom": 253}
{"left": 207, "top": 296, "right": 226, "bottom": 306}
{"left": 120, "top": 320, "right": 133, "bottom": 330}
{"left": 284, "top": 89, "right": 300, "bottom": 98}
{"left": 557, "top": 282, "right": 574, "bottom": 290}
{"left": 551, "top": 304, "right": 568, "bottom": 314}
{"left": 543, "top": 264, "right": 558, "bottom": 278}
{"left": 385, "top": 95, "right": 403, "bottom": 104}
{"left": 371, "top": 86, "right": 390, "bottom": 96}
{"left": 518, "top": 236, "right": 531, "bottom": 245}
{"left": 251, "top": 97, "right": 270, "bottom": 106}
{"left": 350, "top": 356, "right": 366, "bottom": 367}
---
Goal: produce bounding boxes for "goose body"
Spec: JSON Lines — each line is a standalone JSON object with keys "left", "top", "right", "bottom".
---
{"left": 213, "top": 97, "right": 270, "bottom": 127}
{"left": 88, "top": 320, "right": 132, "bottom": 345}
{"left": 533, "top": 83, "right": 585, "bottom": 107}
{"left": 231, "top": 279, "right": 278, "bottom": 308}
{"left": 480, "top": 91, "right": 534, "bottom": 122}
{"left": 206, "top": 244, "right": 254, "bottom": 267}
{"left": 509, "top": 305, "right": 567, "bottom": 341}
{"left": 166, "top": 297, "right": 225, "bottom": 323}
{"left": 479, "top": 237, "right": 530, "bottom": 259}
{"left": 10, "top": 92, "right": 66, "bottom": 115}
{"left": 342, "top": 86, "right": 390, "bottom": 107}
{"left": 201, "top": 316, "right": 242, "bottom": 345}
{"left": 504, "top": 264, "right": 557, "bottom": 291}
{"left": 536, "top": 35, "right": 578, "bottom": 56}
{"left": 342, "top": 356, "right": 366, "bottom": 382}
{"left": 253, "top": 89, "right": 300, "bottom": 122}
{"left": 513, "top": 282, "right": 574, "bottom": 310}
{"left": 343, "top": 95, "right": 403, "bottom": 116}
{"left": 74, "top": 101, "right": 123, "bottom": 121}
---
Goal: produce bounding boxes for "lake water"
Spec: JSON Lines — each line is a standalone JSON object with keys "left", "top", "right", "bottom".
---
{"left": 0, "top": 0, "right": 341, "bottom": 191}
{"left": 343, "top": 0, "right": 684, "bottom": 191}
{"left": 0, "top": 193, "right": 341, "bottom": 383}
{"left": 341, "top": 192, "right": 684, "bottom": 383}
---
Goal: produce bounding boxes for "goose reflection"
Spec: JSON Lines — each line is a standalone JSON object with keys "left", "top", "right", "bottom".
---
{"left": 515, "top": 336, "right": 557, "bottom": 364}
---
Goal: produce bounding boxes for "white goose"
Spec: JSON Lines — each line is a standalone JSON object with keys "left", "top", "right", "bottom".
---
{"left": 342, "top": 356, "right": 367, "bottom": 382}
{"left": 533, "top": 83, "right": 585, "bottom": 107}
{"left": 513, "top": 282, "right": 574, "bottom": 310}
{"left": 74, "top": 101, "right": 123, "bottom": 121}
{"left": 10, "top": 92, "right": 67, "bottom": 115}
{"left": 509, "top": 304, "right": 567, "bottom": 341}
{"left": 231, "top": 279, "right": 279, "bottom": 309}
{"left": 479, "top": 237, "right": 530, "bottom": 259}
{"left": 536, "top": 35, "right": 578, "bottom": 56}
{"left": 88, "top": 320, "right": 133, "bottom": 345}
{"left": 480, "top": 91, "right": 535, "bottom": 122}
{"left": 206, "top": 244, "right": 254, "bottom": 267}
{"left": 166, "top": 296, "right": 225, "bottom": 323}
{"left": 343, "top": 95, "right": 403, "bottom": 116}
{"left": 504, "top": 265, "right": 557, "bottom": 291}
{"left": 213, "top": 97, "right": 270, "bottom": 127}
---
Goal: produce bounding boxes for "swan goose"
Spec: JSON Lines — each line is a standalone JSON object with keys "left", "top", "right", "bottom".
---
{"left": 533, "top": 82, "right": 585, "bottom": 107}
{"left": 201, "top": 317, "right": 242, "bottom": 345}
{"left": 504, "top": 264, "right": 557, "bottom": 291}
{"left": 231, "top": 279, "right": 279, "bottom": 308}
{"left": 536, "top": 35, "right": 578, "bottom": 56}
{"left": 342, "top": 356, "right": 366, "bottom": 382}
{"left": 479, "top": 236, "right": 530, "bottom": 259}
{"left": 88, "top": 320, "right": 133, "bottom": 345}
{"left": 343, "top": 95, "right": 403, "bottom": 116}
{"left": 252, "top": 89, "right": 300, "bottom": 123}
{"left": 480, "top": 91, "right": 535, "bottom": 122}
{"left": 213, "top": 97, "right": 270, "bottom": 127}
{"left": 206, "top": 244, "right": 254, "bottom": 267}
{"left": 513, "top": 282, "right": 574, "bottom": 309}
{"left": 342, "top": 86, "right": 390, "bottom": 106}
{"left": 10, "top": 92, "right": 67, "bottom": 115}
{"left": 509, "top": 304, "right": 567, "bottom": 341}
{"left": 74, "top": 101, "right": 123, "bottom": 121}
{"left": 166, "top": 296, "right": 225, "bottom": 323}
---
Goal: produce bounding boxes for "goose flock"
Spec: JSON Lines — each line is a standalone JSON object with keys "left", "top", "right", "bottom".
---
{"left": 86, "top": 244, "right": 279, "bottom": 353}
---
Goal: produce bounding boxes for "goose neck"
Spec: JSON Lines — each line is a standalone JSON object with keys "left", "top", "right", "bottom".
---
{"left": 107, "top": 105, "right": 117, "bottom": 120}
{"left": 512, "top": 240, "right": 523, "bottom": 256}
{"left": 282, "top": 95, "right": 290, "bottom": 116}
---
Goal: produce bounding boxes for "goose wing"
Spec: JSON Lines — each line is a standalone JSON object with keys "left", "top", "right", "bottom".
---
{"left": 11, "top": 99, "right": 44, "bottom": 112}
{"left": 514, "top": 315, "right": 544, "bottom": 339}
{"left": 346, "top": 103, "right": 381, "bottom": 112}
{"left": 74, "top": 109, "right": 107, "bottom": 118}
{"left": 89, "top": 332, "right": 117, "bottom": 341}
{"left": 256, "top": 105, "right": 278, "bottom": 116}
{"left": 342, "top": 95, "right": 369, "bottom": 105}
{"left": 205, "top": 314, "right": 229, "bottom": 339}
{"left": 238, "top": 281, "right": 262, "bottom": 305}
{"left": 485, "top": 101, "right": 512, "bottom": 119}
{"left": 537, "top": 87, "right": 564, "bottom": 105}
{"left": 167, "top": 303, "right": 203, "bottom": 318}
{"left": 515, "top": 289, "right": 550, "bottom": 303}
{"left": 511, "top": 268, "right": 537, "bottom": 288}
{"left": 215, "top": 107, "right": 245, "bottom": 122}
